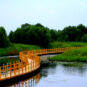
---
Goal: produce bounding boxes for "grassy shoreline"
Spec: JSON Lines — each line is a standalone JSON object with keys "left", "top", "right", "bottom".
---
{"left": 0, "top": 42, "right": 87, "bottom": 64}
{"left": 0, "top": 43, "right": 42, "bottom": 57}
{"left": 49, "top": 41, "right": 87, "bottom": 48}
{"left": 49, "top": 47, "right": 87, "bottom": 62}
{"left": 1, "top": 42, "right": 87, "bottom": 57}
{"left": 0, "top": 42, "right": 87, "bottom": 57}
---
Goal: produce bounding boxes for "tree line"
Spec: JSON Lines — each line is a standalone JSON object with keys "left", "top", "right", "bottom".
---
{"left": 0, "top": 23, "right": 87, "bottom": 48}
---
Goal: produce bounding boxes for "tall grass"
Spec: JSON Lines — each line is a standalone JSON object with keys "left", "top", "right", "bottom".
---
{"left": 0, "top": 44, "right": 42, "bottom": 57}
{"left": 49, "top": 47, "right": 87, "bottom": 62}
{"left": 50, "top": 41, "right": 87, "bottom": 48}
{"left": 0, "top": 42, "right": 87, "bottom": 57}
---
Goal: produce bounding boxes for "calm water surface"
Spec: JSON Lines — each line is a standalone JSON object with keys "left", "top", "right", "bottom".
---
{"left": 9, "top": 62, "right": 87, "bottom": 87}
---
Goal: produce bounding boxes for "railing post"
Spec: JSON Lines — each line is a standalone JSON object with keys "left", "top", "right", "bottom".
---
{"left": 34, "top": 59, "right": 35, "bottom": 70}
{"left": 15, "top": 61, "right": 18, "bottom": 72}
{"left": 39, "top": 56, "right": 40, "bottom": 67}
{"left": 3, "top": 64, "right": 5, "bottom": 78}
{"left": 34, "top": 58, "right": 36, "bottom": 69}
{"left": 5, "top": 65, "right": 6, "bottom": 78}
{"left": 10, "top": 63, "right": 12, "bottom": 77}
{"left": 14, "top": 62, "right": 15, "bottom": 76}
{"left": 7, "top": 63, "right": 8, "bottom": 76}
{"left": 32, "top": 61, "right": 33, "bottom": 71}
{"left": 22, "top": 62, "right": 23, "bottom": 74}
{"left": 33, "top": 60, "right": 34, "bottom": 70}
{"left": 28, "top": 63, "right": 29, "bottom": 72}
{"left": 19, "top": 62, "right": 20, "bottom": 74}
{"left": 25, "top": 63, "right": 27, "bottom": 72}
{"left": 31, "top": 62, "right": 32, "bottom": 71}
{"left": 25, "top": 63, "right": 26, "bottom": 73}
{"left": 0, "top": 67, "right": 1, "bottom": 80}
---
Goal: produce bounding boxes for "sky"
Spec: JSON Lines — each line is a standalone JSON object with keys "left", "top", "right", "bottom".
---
{"left": 0, "top": 0, "right": 87, "bottom": 34}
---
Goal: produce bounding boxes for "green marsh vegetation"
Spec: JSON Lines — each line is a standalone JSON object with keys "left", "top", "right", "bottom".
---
{"left": 50, "top": 41, "right": 87, "bottom": 48}
{"left": 0, "top": 44, "right": 42, "bottom": 57}
{"left": 0, "top": 42, "right": 87, "bottom": 57}
{"left": 49, "top": 47, "right": 87, "bottom": 62}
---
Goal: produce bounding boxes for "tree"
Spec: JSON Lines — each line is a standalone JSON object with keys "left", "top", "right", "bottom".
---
{"left": 9, "top": 31, "right": 14, "bottom": 42}
{"left": 8, "top": 23, "right": 87, "bottom": 46}
{"left": 50, "top": 29, "right": 58, "bottom": 41}
{"left": 0, "top": 27, "right": 11, "bottom": 48}
{"left": 9, "top": 23, "right": 51, "bottom": 47}
{"left": 35, "top": 23, "right": 44, "bottom": 28}
{"left": 81, "top": 34, "right": 87, "bottom": 42}
{"left": 62, "top": 26, "right": 80, "bottom": 41}
{"left": 57, "top": 30, "right": 62, "bottom": 41}
{"left": 77, "top": 24, "right": 87, "bottom": 37}
{"left": 21, "top": 23, "right": 31, "bottom": 29}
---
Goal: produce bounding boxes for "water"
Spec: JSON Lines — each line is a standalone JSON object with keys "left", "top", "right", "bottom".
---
{"left": 8, "top": 62, "right": 87, "bottom": 87}
{"left": 40, "top": 54, "right": 56, "bottom": 58}
{"left": 0, "top": 55, "right": 19, "bottom": 59}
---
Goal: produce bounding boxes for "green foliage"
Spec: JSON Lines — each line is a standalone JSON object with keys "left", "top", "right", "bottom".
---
{"left": 50, "top": 29, "right": 58, "bottom": 41}
{"left": 50, "top": 41, "right": 87, "bottom": 48}
{"left": 8, "top": 23, "right": 87, "bottom": 46}
{"left": 35, "top": 23, "right": 44, "bottom": 28}
{"left": 56, "top": 24, "right": 87, "bottom": 42}
{"left": 61, "top": 26, "right": 81, "bottom": 41}
{"left": 9, "top": 23, "right": 51, "bottom": 47}
{"left": 0, "top": 27, "right": 11, "bottom": 48}
{"left": 77, "top": 24, "right": 87, "bottom": 36}
{"left": 81, "top": 34, "right": 87, "bottom": 42}
{"left": 0, "top": 43, "right": 42, "bottom": 57}
{"left": 9, "top": 30, "right": 14, "bottom": 42}
{"left": 49, "top": 47, "right": 87, "bottom": 62}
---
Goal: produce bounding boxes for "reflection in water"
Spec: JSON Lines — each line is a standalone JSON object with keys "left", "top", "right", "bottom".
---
{"left": 62, "top": 63, "right": 87, "bottom": 75}
{"left": 8, "top": 73, "right": 40, "bottom": 87}
{"left": 40, "top": 62, "right": 57, "bottom": 78}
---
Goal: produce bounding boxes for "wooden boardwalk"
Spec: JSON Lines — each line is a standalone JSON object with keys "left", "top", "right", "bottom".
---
{"left": 0, "top": 47, "right": 79, "bottom": 81}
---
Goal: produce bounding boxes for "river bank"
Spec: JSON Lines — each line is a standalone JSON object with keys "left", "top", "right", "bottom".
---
{"left": 0, "top": 42, "right": 87, "bottom": 57}
{"left": 0, "top": 44, "right": 42, "bottom": 57}
{"left": 49, "top": 47, "right": 87, "bottom": 62}
{"left": 0, "top": 42, "right": 87, "bottom": 65}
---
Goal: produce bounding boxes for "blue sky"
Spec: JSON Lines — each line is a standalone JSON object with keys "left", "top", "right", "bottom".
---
{"left": 0, "top": 0, "right": 87, "bottom": 34}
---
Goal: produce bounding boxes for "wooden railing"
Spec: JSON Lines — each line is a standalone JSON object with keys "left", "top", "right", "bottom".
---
{"left": 0, "top": 51, "right": 40, "bottom": 81}
{"left": 30, "top": 47, "right": 80, "bottom": 55}
{"left": 0, "top": 47, "right": 80, "bottom": 81}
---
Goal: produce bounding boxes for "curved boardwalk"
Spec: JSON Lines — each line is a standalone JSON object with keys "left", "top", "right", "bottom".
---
{"left": 0, "top": 47, "right": 79, "bottom": 81}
